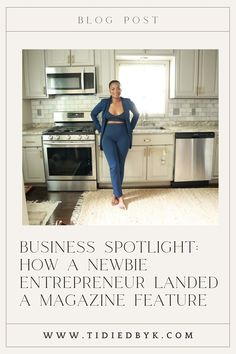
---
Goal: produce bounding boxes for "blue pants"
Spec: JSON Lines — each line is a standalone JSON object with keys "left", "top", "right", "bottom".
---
{"left": 102, "top": 124, "right": 130, "bottom": 198}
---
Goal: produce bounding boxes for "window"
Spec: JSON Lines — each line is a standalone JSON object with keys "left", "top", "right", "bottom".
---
{"left": 117, "top": 60, "right": 169, "bottom": 116}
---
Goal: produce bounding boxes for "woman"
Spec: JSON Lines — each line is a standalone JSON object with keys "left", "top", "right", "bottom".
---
{"left": 91, "top": 80, "right": 139, "bottom": 209}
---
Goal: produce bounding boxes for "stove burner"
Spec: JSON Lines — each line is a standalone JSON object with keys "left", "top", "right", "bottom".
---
{"left": 43, "top": 124, "right": 95, "bottom": 135}
{"left": 42, "top": 111, "right": 95, "bottom": 141}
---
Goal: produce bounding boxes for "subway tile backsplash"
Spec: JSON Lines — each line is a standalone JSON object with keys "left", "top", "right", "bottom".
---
{"left": 168, "top": 99, "right": 218, "bottom": 120}
{"left": 31, "top": 96, "right": 100, "bottom": 124}
{"left": 30, "top": 96, "right": 218, "bottom": 124}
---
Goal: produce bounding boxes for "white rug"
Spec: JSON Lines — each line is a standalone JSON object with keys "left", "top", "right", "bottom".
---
{"left": 27, "top": 200, "right": 61, "bottom": 225}
{"left": 70, "top": 188, "right": 218, "bottom": 225}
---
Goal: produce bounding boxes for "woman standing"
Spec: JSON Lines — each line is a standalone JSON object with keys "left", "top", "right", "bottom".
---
{"left": 91, "top": 80, "right": 139, "bottom": 209}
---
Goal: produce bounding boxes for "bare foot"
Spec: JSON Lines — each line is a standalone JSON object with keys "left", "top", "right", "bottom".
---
{"left": 117, "top": 196, "right": 126, "bottom": 210}
{"left": 111, "top": 195, "right": 119, "bottom": 206}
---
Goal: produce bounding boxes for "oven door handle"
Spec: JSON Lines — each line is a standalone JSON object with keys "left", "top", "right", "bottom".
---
{"left": 43, "top": 141, "right": 95, "bottom": 147}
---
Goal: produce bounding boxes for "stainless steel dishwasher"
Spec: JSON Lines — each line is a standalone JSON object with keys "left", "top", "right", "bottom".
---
{"left": 173, "top": 132, "right": 215, "bottom": 186}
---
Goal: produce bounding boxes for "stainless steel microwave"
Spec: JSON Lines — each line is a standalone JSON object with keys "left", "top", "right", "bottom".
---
{"left": 46, "top": 66, "right": 96, "bottom": 95}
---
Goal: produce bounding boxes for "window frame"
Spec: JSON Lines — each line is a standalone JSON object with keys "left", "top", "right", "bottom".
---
{"left": 115, "top": 59, "right": 170, "bottom": 118}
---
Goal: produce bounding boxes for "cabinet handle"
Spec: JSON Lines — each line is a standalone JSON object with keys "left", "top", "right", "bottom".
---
{"left": 39, "top": 149, "right": 43, "bottom": 159}
{"left": 144, "top": 139, "right": 151, "bottom": 143}
{"left": 68, "top": 55, "right": 70, "bottom": 64}
{"left": 43, "top": 86, "right": 46, "bottom": 94}
{"left": 161, "top": 158, "right": 166, "bottom": 165}
{"left": 161, "top": 149, "right": 166, "bottom": 164}
{"left": 25, "top": 141, "right": 35, "bottom": 144}
{"left": 198, "top": 86, "right": 204, "bottom": 95}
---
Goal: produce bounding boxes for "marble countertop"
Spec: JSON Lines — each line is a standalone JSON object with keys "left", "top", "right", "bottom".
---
{"left": 134, "top": 120, "right": 218, "bottom": 134}
{"left": 23, "top": 123, "right": 218, "bottom": 135}
{"left": 134, "top": 126, "right": 218, "bottom": 134}
{"left": 22, "top": 126, "right": 52, "bottom": 135}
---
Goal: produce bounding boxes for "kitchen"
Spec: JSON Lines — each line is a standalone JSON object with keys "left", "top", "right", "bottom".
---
{"left": 22, "top": 49, "right": 218, "bottom": 225}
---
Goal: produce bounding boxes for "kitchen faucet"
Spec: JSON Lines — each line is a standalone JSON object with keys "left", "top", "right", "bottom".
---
{"left": 141, "top": 112, "right": 149, "bottom": 126}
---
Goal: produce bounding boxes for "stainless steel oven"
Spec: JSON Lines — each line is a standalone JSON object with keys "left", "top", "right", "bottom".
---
{"left": 42, "top": 111, "right": 97, "bottom": 191}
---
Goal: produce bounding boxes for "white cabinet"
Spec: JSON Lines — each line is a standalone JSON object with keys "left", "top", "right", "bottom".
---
{"left": 115, "top": 49, "right": 174, "bottom": 56}
{"left": 147, "top": 145, "right": 174, "bottom": 181}
{"left": 125, "top": 134, "right": 174, "bottom": 182}
{"left": 72, "top": 50, "right": 94, "bottom": 66}
{"left": 45, "top": 50, "right": 94, "bottom": 66}
{"left": 124, "top": 144, "right": 174, "bottom": 182}
{"left": 45, "top": 50, "right": 69, "bottom": 66}
{"left": 124, "top": 147, "right": 147, "bottom": 182}
{"left": 96, "top": 148, "right": 110, "bottom": 182}
{"left": 170, "top": 50, "right": 218, "bottom": 98}
{"left": 95, "top": 50, "right": 115, "bottom": 95}
{"left": 198, "top": 50, "right": 218, "bottom": 97}
{"left": 145, "top": 50, "right": 174, "bottom": 55}
{"left": 97, "top": 146, "right": 147, "bottom": 183}
{"left": 23, "top": 135, "right": 45, "bottom": 183}
{"left": 23, "top": 50, "right": 47, "bottom": 99}
{"left": 97, "top": 133, "right": 174, "bottom": 184}
{"left": 172, "top": 50, "right": 198, "bottom": 98}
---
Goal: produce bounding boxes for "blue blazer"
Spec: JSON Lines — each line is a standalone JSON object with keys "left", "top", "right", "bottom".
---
{"left": 91, "top": 96, "right": 140, "bottom": 150}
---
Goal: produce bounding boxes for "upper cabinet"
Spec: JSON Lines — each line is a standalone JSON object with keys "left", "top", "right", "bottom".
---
{"left": 23, "top": 50, "right": 47, "bottom": 99}
{"left": 115, "top": 49, "right": 174, "bottom": 56}
{"left": 198, "top": 50, "right": 218, "bottom": 97}
{"left": 23, "top": 49, "right": 96, "bottom": 99}
{"left": 45, "top": 50, "right": 69, "bottom": 66}
{"left": 95, "top": 50, "right": 115, "bottom": 96}
{"left": 45, "top": 50, "right": 95, "bottom": 66}
{"left": 171, "top": 50, "right": 198, "bottom": 98}
{"left": 170, "top": 50, "right": 218, "bottom": 98}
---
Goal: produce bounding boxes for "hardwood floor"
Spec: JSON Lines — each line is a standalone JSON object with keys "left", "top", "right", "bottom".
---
{"left": 26, "top": 186, "right": 82, "bottom": 225}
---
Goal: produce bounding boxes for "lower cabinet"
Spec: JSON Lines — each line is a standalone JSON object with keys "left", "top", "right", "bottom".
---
{"left": 97, "top": 149, "right": 110, "bottom": 182}
{"left": 97, "top": 134, "right": 174, "bottom": 184}
{"left": 23, "top": 135, "right": 45, "bottom": 183}
{"left": 146, "top": 145, "right": 174, "bottom": 181}
{"left": 124, "top": 147, "right": 146, "bottom": 182}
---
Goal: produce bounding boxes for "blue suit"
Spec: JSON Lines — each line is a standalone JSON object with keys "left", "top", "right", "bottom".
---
{"left": 91, "top": 97, "right": 139, "bottom": 197}
{"left": 91, "top": 97, "right": 139, "bottom": 150}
